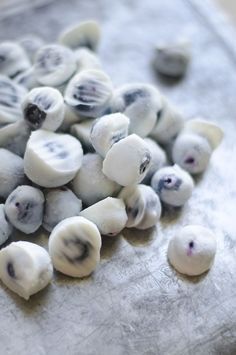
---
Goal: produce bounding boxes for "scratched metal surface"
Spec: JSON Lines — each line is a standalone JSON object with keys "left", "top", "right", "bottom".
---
{"left": 0, "top": 0, "right": 236, "bottom": 354}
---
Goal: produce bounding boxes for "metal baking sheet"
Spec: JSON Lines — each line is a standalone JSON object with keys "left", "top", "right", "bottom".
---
{"left": 0, "top": 0, "right": 236, "bottom": 354}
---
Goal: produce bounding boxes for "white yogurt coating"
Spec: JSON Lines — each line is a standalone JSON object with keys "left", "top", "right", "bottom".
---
{"left": 142, "top": 138, "right": 167, "bottom": 184}
{"left": 24, "top": 129, "right": 83, "bottom": 187}
{"left": 0, "top": 204, "right": 13, "bottom": 246}
{"left": 80, "top": 197, "right": 127, "bottom": 236}
{"left": 151, "top": 164, "right": 194, "bottom": 207}
{"left": 0, "top": 241, "right": 53, "bottom": 300}
{"left": 22, "top": 87, "right": 65, "bottom": 131}
{"left": 70, "top": 119, "right": 95, "bottom": 151}
{"left": 90, "top": 113, "right": 130, "bottom": 157}
{"left": 168, "top": 225, "right": 217, "bottom": 276}
{"left": 48, "top": 216, "right": 101, "bottom": 277}
{"left": 102, "top": 134, "right": 152, "bottom": 186}
{"left": 74, "top": 48, "right": 102, "bottom": 72}
{"left": 0, "top": 41, "right": 31, "bottom": 77}
{"left": 72, "top": 153, "right": 121, "bottom": 206}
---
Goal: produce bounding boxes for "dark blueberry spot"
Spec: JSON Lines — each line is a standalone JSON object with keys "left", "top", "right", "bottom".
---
{"left": 157, "top": 174, "right": 182, "bottom": 193}
{"left": 123, "top": 89, "right": 147, "bottom": 107}
{"left": 15, "top": 201, "right": 35, "bottom": 222}
{"left": 7, "top": 262, "right": 15, "bottom": 278}
{"left": 139, "top": 152, "right": 151, "bottom": 175}
{"left": 127, "top": 204, "right": 139, "bottom": 219}
{"left": 34, "top": 94, "right": 52, "bottom": 110}
{"left": 63, "top": 237, "right": 91, "bottom": 264}
{"left": 185, "top": 157, "right": 195, "bottom": 164}
{"left": 57, "top": 151, "right": 68, "bottom": 159}
{"left": 189, "top": 241, "right": 194, "bottom": 249}
{"left": 0, "top": 55, "right": 5, "bottom": 63}
{"left": 60, "top": 186, "right": 68, "bottom": 192}
{"left": 45, "top": 141, "right": 63, "bottom": 153}
{"left": 24, "top": 103, "right": 46, "bottom": 129}
{"left": 156, "top": 109, "right": 163, "bottom": 122}
{"left": 111, "top": 131, "right": 126, "bottom": 144}
{"left": 15, "top": 202, "right": 20, "bottom": 207}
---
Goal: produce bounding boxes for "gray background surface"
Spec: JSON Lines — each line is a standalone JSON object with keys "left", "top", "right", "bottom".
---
{"left": 0, "top": 0, "right": 236, "bottom": 354}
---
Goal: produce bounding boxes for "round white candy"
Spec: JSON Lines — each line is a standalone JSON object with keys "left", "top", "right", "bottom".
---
{"left": 64, "top": 69, "right": 113, "bottom": 118}
{"left": 34, "top": 44, "right": 77, "bottom": 87}
{"left": 90, "top": 113, "right": 130, "bottom": 157}
{"left": 172, "top": 133, "right": 212, "bottom": 174}
{"left": 111, "top": 83, "right": 162, "bottom": 138}
{"left": 59, "top": 20, "right": 101, "bottom": 51}
{"left": 142, "top": 138, "right": 167, "bottom": 184}
{"left": 0, "top": 241, "right": 53, "bottom": 300}
{"left": 72, "top": 153, "right": 120, "bottom": 206}
{"left": 0, "top": 204, "right": 13, "bottom": 246}
{"left": 119, "top": 184, "right": 162, "bottom": 229}
{"left": 0, "top": 149, "right": 25, "bottom": 200}
{"left": 151, "top": 165, "right": 194, "bottom": 207}
{"left": 48, "top": 216, "right": 101, "bottom": 277}
{"left": 102, "top": 134, "right": 152, "bottom": 186}
{"left": 80, "top": 197, "right": 127, "bottom": 236}
{"left": 168, "top": 225, "right": 217, "bottom": 276}
{"left": 0, "top": 75, "right": 27, "bottom": 125}
{"left": 22, "top": 87, "right": 65, "bottom": 131}
{"left": 24, "top": 129, "right": 83, "bottom": 187}
{"left": 5, "top": 185, "right": 45, "bottom": 234}
{"left": 43, "top": 187, "right": 82, "bottom": 232}
{"left": 150, "top": 97, "right": 184, "bottom": 144}
{"left": 0, "top": 41, "right": 30, "bottom": 77}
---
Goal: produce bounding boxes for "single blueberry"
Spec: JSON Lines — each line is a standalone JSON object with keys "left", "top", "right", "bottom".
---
{"left": 63, "top": 237, "right": 91, "bottom": 264}
{"left": 7, "top": 262, "right": 15, "bottom": 278}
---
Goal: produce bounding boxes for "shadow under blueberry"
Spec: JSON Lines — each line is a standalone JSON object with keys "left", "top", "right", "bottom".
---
{"left": 161, "top": 204, "right": 183, "bottom": 226}
{"left": 152, "top": 67, "right": 185, "bottom": 87}
{"left": 100, "top": 234, "right": 122, "bottom": 259}
{"left": 122, "top": 226, "right": 157, "bottom": 247}
{"left": 167, "top": 259, "right": 209, "bottom": 284}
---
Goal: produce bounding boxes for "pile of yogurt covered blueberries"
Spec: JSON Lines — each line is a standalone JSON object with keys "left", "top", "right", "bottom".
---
{"left": 0, "top": 20, "right": 224, "bottom": 300}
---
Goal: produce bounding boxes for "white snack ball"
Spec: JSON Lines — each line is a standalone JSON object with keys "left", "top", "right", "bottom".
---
{"left": 18, "top": 35, "right": 45, "bottom": 62}
{"left": 102, "top": 134, "right": 152, "bottom": 186}
{"left": 48, "top": 216, "right": 101, "bottom": 277}
{"left": 0, "top": 120, "right": 31, "bottom": 157}
{"left": 172, "top": 133, "right": 212, "bottom": 174}
{"left": 75, "top": 48, "right": 101, "bottom": 71}
{"left": 34, "top": 44, "right": 77, "bottom": 87}
{"left": 80, "top": 197, "right": 127, "bottom": 236}
{"left": 0, "top": 41, "right": 30, "bottom": 77}
{"left": 70, "top": 120, "right": 95, "bottom": 152}
{"left": 64, "top": 69, "right": 113, "bottom": 118}
{"left": 5, "top": 185, "right": 45, "bottom": 234}
{"left": 168, "top": 225, "right": 217, "bottom": 276}
{"left": 142, "top": 138, "right": 167, "bottom": 184}
{"left": 72, "top": 153, "right": 120, "bottom": 206}
{"left": 119, "top": 184, "right": 162, "bottom": 229}
{"left": 154, "top": 40, "right": 191, "bottom": 78}
{"left": 59, "top": 20, "right": 101, "bottom": 51}
{"left": 151, "top": 165, "right": 194, "bottom": 207}
{"left": 0, "top": 149, "right": 25, "bottom": 200}
{"left": 0, "top": 75, "right": 27, "bottom": 125}
{"left": 43, "top": 187, "right": 82, "bottom": 232}
{"left": 0, "top": 241, "right": 53, "bottom": 300}
{"left": 22, "top": 87, "right": 65, "bottom": 131}
{"left": 90, "top": 113, "right": 130, "bottom": 157}
{"left": 24, "top": 129, "right": 83, "bottom": 187}
{"left": 111, "top": 83, "right": 162, "bottom": 138}
{"left": 0, "top": 204, "right": 13, "bottom": 246}
{"left": 150, "top": 97, "right": 184, "bottom": 144}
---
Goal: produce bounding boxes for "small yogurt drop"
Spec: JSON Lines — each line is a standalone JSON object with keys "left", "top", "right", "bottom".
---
{"left": 80, "top": 197, "right": 127, "bottom": 236}
{"left": 153, "top": 40, "right": 191, "bottom": 78}
{"left": 90, "top": 113, "right": 130, "bottom": 157}
{"left": 111, "top": 83, "right": 162, "bottom": 138}
{"left": 64, "top": 69, "right": 113, "bottom": 118}
{"left": 22, "top": 87, "right": 65, "bottom": 131}
{"left": 0, "top": 204, "right": 13, "bottom": 246}
{"left": 72, "top": 153, "right": 121, "bottom": 206}
{"left": 59, "top": 20, "right": 101, "bottom": 51}
{"left": 48, "top": 216, "right": 101, "bottom": 277}
{"left": 102, "top": 134, "right": 152, "bottom": 186}
{"left": 150, "top": 96, "right": 184, "bottom": 144}
{"left": 5, "top": 185, "right": 45, "bottom": 234}
{"left": 167, "top": 225, "right": 217, "bottom": 276}
{"left": 119, "top": 184, "right": 162, "bottom": 229}
{"left": 24, "top": 129, "right": 83, "bottom": 187}
{"left": 0, "top": 41, "right": 31, "bottom": 77}
{"left": 0, "top": 241, "right": 53, "bottom": 300}
{"left": 0, "top": 149, "right": 25, "bottom": 200}
{"left": 151, "top": 165, "right": 194, "bottom": 207}
{"left": 43, "top": 187, "right": 82, "bottom": 232}
{"left": 34, "top": 44, "right": 77, "bottom": 87}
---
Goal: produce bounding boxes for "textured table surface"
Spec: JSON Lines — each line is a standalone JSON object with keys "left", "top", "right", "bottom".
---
{"left": 0, "top": 0, "right": 236, "bottom": 354}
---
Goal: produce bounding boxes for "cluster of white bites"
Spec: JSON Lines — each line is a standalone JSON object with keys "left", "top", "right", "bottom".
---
{"left": 0, "top": 20, "right": 224, "bottom": 299}
{"left": 167, "top": 225, "right": 217, "bottom": 276}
